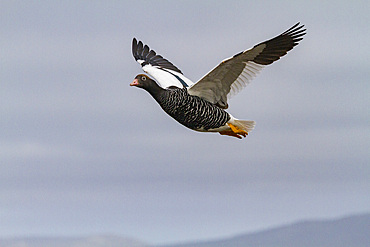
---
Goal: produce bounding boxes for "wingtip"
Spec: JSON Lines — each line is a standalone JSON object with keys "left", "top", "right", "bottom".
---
{"left": 284, "top": 22, "right": 305, "bottom": 33}
{"left": 132, "top": 38, "right": 138, "bottom": 59}
{"left": 296, "top": 22, "right": 306, "bottom": 33}
{"left": 293, "top": 22, "right": 304, "bottom": 28}
{"left": 132, "top": 37, "right": 139, "bottom": 48}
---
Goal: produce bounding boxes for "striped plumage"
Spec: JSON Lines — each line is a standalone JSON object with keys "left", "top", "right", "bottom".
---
{"left": 130, "top": 23, "right": 306, "bottom": 139}
{"left": 145, "top": 81, "right": 230, "bottom": 131}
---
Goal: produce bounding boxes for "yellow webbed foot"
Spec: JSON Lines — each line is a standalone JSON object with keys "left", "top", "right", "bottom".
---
{"left": 218, "top": 123, "right": 249, "bottom": 139}
{"left": 219, "top": 130, "right": 243, "bottom": 139}
{"left": 228, "top": 123, "right": 248, "bottom": 136}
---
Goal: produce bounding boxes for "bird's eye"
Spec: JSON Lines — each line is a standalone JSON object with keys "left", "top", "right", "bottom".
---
{"left": 141, "top": 76, "right": 146, "bottom": 81}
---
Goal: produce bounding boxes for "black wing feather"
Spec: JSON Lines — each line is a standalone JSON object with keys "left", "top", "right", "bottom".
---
{"left": 132, "top": 38, "right": 183, "bottom": 74}
{"left": 252, "top": 23, "right": 306, "bottom": 65}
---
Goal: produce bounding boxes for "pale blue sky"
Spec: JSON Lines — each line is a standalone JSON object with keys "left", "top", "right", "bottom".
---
{"left": 1, "top": 0, "right": 369, "bottom": 244}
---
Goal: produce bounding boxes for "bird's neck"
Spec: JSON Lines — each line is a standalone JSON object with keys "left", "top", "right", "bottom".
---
{"left": 144, "top": 82, "right": 166, "bottom": 102}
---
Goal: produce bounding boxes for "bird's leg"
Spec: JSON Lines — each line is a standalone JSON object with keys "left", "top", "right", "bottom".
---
{"left": 228, "top": 123, "right": 248, "bottom": 137}
{"left": 219, "top": 130, "right": 243, "bottom": 139}
{"left": 218, "top": 124, "right": 248, "bottom": 139}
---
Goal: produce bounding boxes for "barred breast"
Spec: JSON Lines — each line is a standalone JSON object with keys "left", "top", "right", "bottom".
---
{"left": 156, "top": 88, "right": 230, "bottom": 131}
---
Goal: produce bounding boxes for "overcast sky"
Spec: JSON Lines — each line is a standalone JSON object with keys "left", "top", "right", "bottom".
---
{"left": 1, "top": 0, "right": 369, "bottom": 245}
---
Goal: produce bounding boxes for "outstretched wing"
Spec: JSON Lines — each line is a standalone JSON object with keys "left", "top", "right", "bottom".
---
{"left": 132, "top": 38, "right": 194, "bottom": 89}
{"left": 187, "top": 23, "right": 306, "bottom": 109}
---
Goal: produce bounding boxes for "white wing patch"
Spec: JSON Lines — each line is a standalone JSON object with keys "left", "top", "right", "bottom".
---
{"left": 142, "top": 63, "right": 195, "bottom": 89}
{"left": 228, "top": 61, "right": 264, "bottom": 98}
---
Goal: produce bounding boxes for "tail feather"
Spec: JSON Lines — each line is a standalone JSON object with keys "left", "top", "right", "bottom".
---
{"left": 233, "top": 119, "right": 256, "bottom": 133}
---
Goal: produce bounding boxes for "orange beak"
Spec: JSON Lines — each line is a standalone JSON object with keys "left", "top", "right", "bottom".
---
{"left": 130, "top": 79, "right": 139, "bottom": 86}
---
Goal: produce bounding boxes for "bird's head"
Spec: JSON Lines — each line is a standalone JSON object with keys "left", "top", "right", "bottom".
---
{"left": 130, "top": 74, "right": 156, "bottom": 89}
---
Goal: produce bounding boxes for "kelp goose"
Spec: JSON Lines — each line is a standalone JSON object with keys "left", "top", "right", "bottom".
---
{"left": 130, "top": 23, "right": 306, "bottom": 139}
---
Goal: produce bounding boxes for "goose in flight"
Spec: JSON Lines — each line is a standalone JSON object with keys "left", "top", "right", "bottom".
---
{"left": 130, "top": 23, "right": 306, "bottom": 139}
